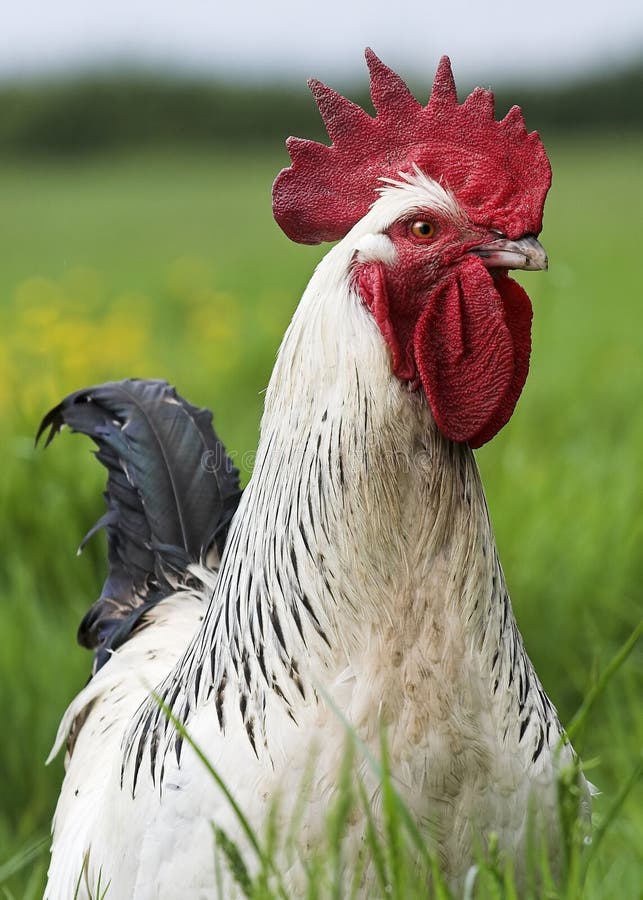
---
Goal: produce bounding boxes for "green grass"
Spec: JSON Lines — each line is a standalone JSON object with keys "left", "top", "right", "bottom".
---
{"left": 0, "top": 138, "right": 641, "bottom": 896}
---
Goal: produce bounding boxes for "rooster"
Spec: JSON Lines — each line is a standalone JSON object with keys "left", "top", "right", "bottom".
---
{"left": 41, "top": 52, "right": 589, "bottom": 898}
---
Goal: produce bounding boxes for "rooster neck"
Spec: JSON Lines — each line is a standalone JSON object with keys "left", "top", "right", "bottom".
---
{"left": 189, "top": 246, "right": 560, "bottom": 760}
{"left": 248, "top": 246, "right": 497, "bottom": 643}
{"left": 136, "top": 243, "right": 562, "bottom": 788}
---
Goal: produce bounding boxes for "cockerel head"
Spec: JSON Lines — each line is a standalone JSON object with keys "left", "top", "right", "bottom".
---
{"left": 273, "top": 51, "right": 551, "bottom": 448}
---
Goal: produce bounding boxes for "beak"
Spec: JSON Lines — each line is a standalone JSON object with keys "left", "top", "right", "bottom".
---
{"left": 468, "top": 235, "right": 548, "bottom": 272}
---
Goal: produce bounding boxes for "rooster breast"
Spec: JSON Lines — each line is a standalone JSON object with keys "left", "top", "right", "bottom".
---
{"left": 46, "top": 590, "right": 210, "bottom": 899}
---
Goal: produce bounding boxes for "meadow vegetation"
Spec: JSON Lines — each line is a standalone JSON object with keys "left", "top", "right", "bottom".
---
{"left": 0, "top": 138, "right": 641, "bottom": 896}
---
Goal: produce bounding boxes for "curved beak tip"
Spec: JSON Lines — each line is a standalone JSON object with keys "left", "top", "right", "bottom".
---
{"left": 469, "top": 235, "right": 548, "bottom": 272}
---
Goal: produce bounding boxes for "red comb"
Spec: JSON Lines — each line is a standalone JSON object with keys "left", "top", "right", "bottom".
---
{"left": 272, "top": 50, "right": 551, "bottom": 245}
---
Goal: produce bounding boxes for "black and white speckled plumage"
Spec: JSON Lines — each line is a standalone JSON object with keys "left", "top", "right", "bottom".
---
{"left": 45, "top": 175, "right": 588, "bottom": 900}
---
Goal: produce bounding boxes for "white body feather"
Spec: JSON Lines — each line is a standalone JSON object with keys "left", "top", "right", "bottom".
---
{"left": 46, "top": 176, "right": 587, "bottom": 899}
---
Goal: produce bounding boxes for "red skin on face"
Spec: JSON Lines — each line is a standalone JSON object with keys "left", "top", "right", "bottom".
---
{"left": 273, "top": 52, "right": 549, "bottom": 447}
{"left": 355, "top": 216, "right": 533, "bottom": 448}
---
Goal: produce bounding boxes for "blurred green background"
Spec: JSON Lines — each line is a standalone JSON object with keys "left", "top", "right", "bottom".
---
{"left": 0, "top": 50, "right": 642, "bottom": 898}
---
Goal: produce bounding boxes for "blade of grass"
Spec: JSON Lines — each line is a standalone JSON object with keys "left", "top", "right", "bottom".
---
{"left": 378, "top": 729, "right": 404, "bottom": 897}
{"left": 581, "top": 751, "right": 643, "bottom": 878}
{"left": 317, "top": 683, "right": 437, "bottom": 871}
{"left": 152, "top": 692, "right": 289, "bottom": 900}
{"left": 565, "top": 618, "right": 642, "bottom": 746}
{"left": 0, "top": 837, "right": 49, "bottom": 883}
{"left": 213, "top": 826, "right": 253, "bottom": 897}
{"left": 328, "top": 741, "right": 355, "bottom": 900}
{"left": 355, "top": 778, "right": 388, "bottom": 892}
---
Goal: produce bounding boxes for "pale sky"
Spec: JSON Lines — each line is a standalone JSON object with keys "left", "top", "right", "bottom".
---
{"left": 1, "top": 0, "right": 642, "bottom": 86}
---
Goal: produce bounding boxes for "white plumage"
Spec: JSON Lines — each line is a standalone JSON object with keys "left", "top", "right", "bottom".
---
{"left": 42, "top": 53, "right": 592, "bottom": 897}
{"left": 44, "top": 173, "right": 588, "bottom": 898}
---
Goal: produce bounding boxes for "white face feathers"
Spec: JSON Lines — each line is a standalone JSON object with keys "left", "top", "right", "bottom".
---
{"left": 344, "top": 168, "right": 468, "bottom": 266}
{"left": 353, "top": 233, "right": 397, "bottom": 265}
{"left": 376, "top": 166, "right": 464, "bottom": 225}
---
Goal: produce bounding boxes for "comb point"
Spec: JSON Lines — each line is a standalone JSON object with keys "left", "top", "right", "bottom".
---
{"left": 310, "top": 79, "right": 371, "bottom": 143}
{"left": 502, "top": 105, "right": 528, "bottom": 135}
{"left": 365, "top": 47, "right": 420, "bottom": 116}
{"left": 431, "top": 56, "right": 457, "bottom": 105}
{"left": 463, "top": 86, "right": 496, "bottom": 118}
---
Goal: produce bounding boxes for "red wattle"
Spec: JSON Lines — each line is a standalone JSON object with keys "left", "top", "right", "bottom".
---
{"left": 414, "top": 257, "right": 532, "bottom": 448}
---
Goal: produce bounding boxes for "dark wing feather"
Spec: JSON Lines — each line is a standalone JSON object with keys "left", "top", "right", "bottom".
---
{"left": 37, "top": 379, "right": 242, "bottom": 669}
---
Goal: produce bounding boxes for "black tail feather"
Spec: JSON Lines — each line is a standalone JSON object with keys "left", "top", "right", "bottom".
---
{"left": 38, "top": 379, "right": 242, "bottom": 668}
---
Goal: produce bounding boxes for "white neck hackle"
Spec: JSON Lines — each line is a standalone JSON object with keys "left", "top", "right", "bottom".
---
{"left": 132, "top": 175, "right": 562, "bottom": 785}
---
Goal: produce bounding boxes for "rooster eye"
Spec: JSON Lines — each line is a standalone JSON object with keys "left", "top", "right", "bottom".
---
{"left": 410, "top": 220, "right": 436, "bottom": 240}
